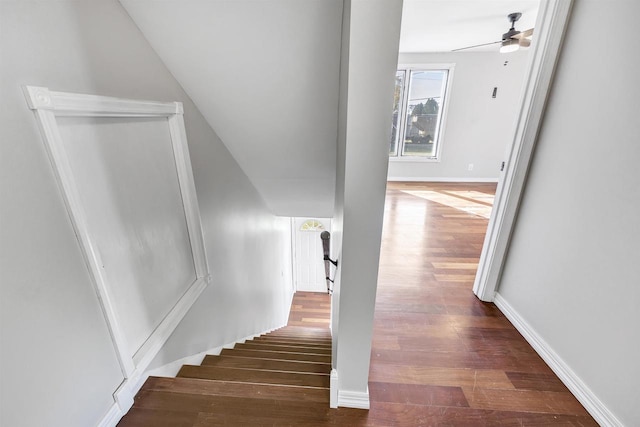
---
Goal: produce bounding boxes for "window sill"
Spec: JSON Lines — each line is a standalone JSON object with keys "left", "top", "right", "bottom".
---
{"left": 389, "top": 156, "right": 441, "bottom": 163}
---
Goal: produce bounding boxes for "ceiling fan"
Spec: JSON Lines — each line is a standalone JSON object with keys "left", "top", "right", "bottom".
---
{"left": 453, "top": 12, "right": 534, "bottom": 53}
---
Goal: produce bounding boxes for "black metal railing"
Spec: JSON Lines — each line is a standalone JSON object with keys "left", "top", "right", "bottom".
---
{"left": 320, "top": 231, "right": 338, "bottom": 294}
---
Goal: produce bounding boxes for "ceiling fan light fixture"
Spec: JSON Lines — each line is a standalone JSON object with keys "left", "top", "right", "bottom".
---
{"left": 500, "top": 38, "right": 520, "bottom": 53}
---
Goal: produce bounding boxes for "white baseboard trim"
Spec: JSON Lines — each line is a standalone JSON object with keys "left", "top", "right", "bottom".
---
{"left": 98, "top": 324, "right": 284, "bottom": 427}
{"left": 494, "top": 293, "right": 622, "bottom": 427}
{"left": 338, "top": 388, "right": 370, "bottom": 410}
{"left": 387, "top": 176, "right": 499, "bottom": 183}
{"left": 97, "top": 403, "right": 122, "bottom": 427}
{"left": 106, "top": 278, "right": 211, "bottom": 423}
{"left": 330, "top": 369, "right": 339, "bottom": 408}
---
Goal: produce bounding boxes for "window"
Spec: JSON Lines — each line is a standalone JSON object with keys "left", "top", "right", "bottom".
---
{"left": 390, "top": 67, "right": 452, "bottom": 160}
{"left": 300, "top": 219, "right": 325, "bottom": 231}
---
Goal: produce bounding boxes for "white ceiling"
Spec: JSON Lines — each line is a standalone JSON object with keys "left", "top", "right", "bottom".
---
{"left": 400, "top": 0, "right": 540, "bottom": 53}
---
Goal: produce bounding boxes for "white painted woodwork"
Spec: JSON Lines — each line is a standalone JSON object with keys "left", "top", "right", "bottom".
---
{"left": 473, "top": 0, "right": 574, "bottom": 301}
{"left": 23, "top": 86, "right": 210, "bottom": 419}
{"left": 293, "top": 218, "right": 331, "bottom": 293}
{"left": 330, "top": 369, "right": 339, "bottom": 408}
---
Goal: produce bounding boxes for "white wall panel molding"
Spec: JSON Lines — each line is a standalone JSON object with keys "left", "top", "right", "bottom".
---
{"left": 494, "top": 293, "right": 623, "bottom": 427}
{"left": 23, "top": 86, "right": 210, "bottom": 424}
{"left": 24, "top": 85, "right": 182, "bottom": 116}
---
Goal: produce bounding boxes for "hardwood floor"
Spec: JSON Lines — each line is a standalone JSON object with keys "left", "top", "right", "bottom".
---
{"left": 289, "top": 183, "right": 597, "bottom": 425}
{"left": 367, "top": 182, "right": 597, "bottom": 425}
{"left": 119, "top": 182, "right": 597, "bottom": 426}
{"left": 287, "top": 291, "right": 331, "bottom": 329}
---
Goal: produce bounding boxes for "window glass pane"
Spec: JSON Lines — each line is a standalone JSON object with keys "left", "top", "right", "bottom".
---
{"left": 402, "top": 70, "right": 447, "bottom": 158}
{"left": 389, "top": 71, "right": 405, "bottom": 156}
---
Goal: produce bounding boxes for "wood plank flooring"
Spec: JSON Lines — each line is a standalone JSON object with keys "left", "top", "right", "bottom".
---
{"left": 287, "top": 291, "right": 331, "bottom": 328}
{"left": 118, "top": 182, "right": 597, "bottom": 426}
{"left": 367, "top": 182, "right": 597, "bottom": 425}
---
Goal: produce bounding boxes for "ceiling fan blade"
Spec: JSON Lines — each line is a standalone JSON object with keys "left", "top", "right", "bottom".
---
{"left": 514, "top": 28, "right": 534, "bottom": 39}
{"left": 451, "top": 40, "right": 501, "bottom": 52}
{"left": 519, "top": 38, "right": 531, "bottom": 47}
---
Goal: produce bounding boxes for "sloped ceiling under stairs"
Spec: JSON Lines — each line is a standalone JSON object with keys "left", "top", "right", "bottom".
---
{"left": 120, "top": 0, "right": 343, "bottom": 217}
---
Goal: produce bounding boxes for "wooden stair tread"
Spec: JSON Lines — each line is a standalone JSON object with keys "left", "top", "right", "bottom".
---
{"left": 193, "top": 406, "right": 369, "bottom": 426}
{"left": 117, "top": 407, "right": 197, "bottom": 427}
{"left": 141, "top": 376, "right": 329, "bottom": 403}
{"left": 251, "top": 337, "right": 331, "bottom": 349}
{"left": 202, "top": 354, "right": 331, "bottom": 374}
{"left": 121, "top": 294, "right": 342, "bottom": 424}
{"left": 177, "top": 364, "right": 330, "bottom": 388}
{"left": 266, "top": 329, "right": 331, "bottom": 339}
{"left": 128, "top": 390, "right": 370, "bottom": 426}
{"left": 238, "top": 341, "right": 331, "bottom": 355}
{"left": 133, "top": 390, "right": 329, "bottom": 415}
{"left": 222, "top": 347, "right": 331, "bottom": 362}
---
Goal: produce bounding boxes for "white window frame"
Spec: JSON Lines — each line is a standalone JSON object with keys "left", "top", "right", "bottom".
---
{"left": 390, "top": 63, "right": 455, "bottom": 162}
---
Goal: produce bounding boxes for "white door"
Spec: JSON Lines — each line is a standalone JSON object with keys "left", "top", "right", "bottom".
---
{"left": 293, "top": 218, "right": 331, "bottom": 292}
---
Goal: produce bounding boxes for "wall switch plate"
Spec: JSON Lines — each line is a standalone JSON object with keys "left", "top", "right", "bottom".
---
{"left": 468, "top": 163, "right": 474, "bottom": 171}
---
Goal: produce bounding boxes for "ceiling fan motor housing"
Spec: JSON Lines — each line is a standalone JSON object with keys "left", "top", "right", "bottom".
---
{"left": 503, "top": 12, "right": 523, "bottom": 40}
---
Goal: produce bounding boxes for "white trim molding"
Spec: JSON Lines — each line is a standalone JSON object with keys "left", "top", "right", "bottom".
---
{"left": 338, "top": 388, "right": 370, "bottom": 410}
{"left": 330, "top": 369, "right": 339, "bottom": 408}
{"left": 473, "top": 0, "right": 575, "bottom": 301}
{"left": 23, "top": 85, "right": 182, "bottom": 117}
{"left": 387, "top": 176, "right": 498, "bottom": 183}
{"left": 494, "top": 293, "right": 623, "bottom": 427}
{"left": 23, "top": 86, "right": 211, "bottom": 427}
{"left": 97, "top": 404, "right": 122, "bottom": 427}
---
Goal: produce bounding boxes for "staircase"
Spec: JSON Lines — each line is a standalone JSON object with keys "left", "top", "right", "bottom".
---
{"left": 117, "top": 325, "right": 344, "bottom": 426}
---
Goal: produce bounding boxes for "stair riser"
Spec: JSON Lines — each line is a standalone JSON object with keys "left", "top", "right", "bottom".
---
{"left": 225, "top": 347, "right": 331, "bottom": 363}
{"left": 239, "top": 342, "right": 332, "bottom": 355}
{"left": 246, "top": 337, "right": 331, "bottom": 349}
{"left": 265, "top": 332, "right": 331, "bottom": 340}
{"left": 202, "top": 355, "right": 330, "bottom": 374}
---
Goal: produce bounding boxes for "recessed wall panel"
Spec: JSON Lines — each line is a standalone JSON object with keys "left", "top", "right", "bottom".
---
{"left": 57, "top": 117, "right": 196, "bottom": 357}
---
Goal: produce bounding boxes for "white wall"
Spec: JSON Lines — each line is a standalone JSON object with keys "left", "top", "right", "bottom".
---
{"left": 496, "top": 1, "right": 640, "bottom": 425}
{"left": 58, "top": 117, "right": 198, "bottom": 357}
{"left": 331, "top": 0, "right": 403, "bottom": 404}
{"left": 119, "top": 0, "right": 344, "bottom": 218}
{"left": 388, "top": 51, "right": 530, "bottom": 181}
{"left": 0, "top": 1, "right": 292, "bottom": 426}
